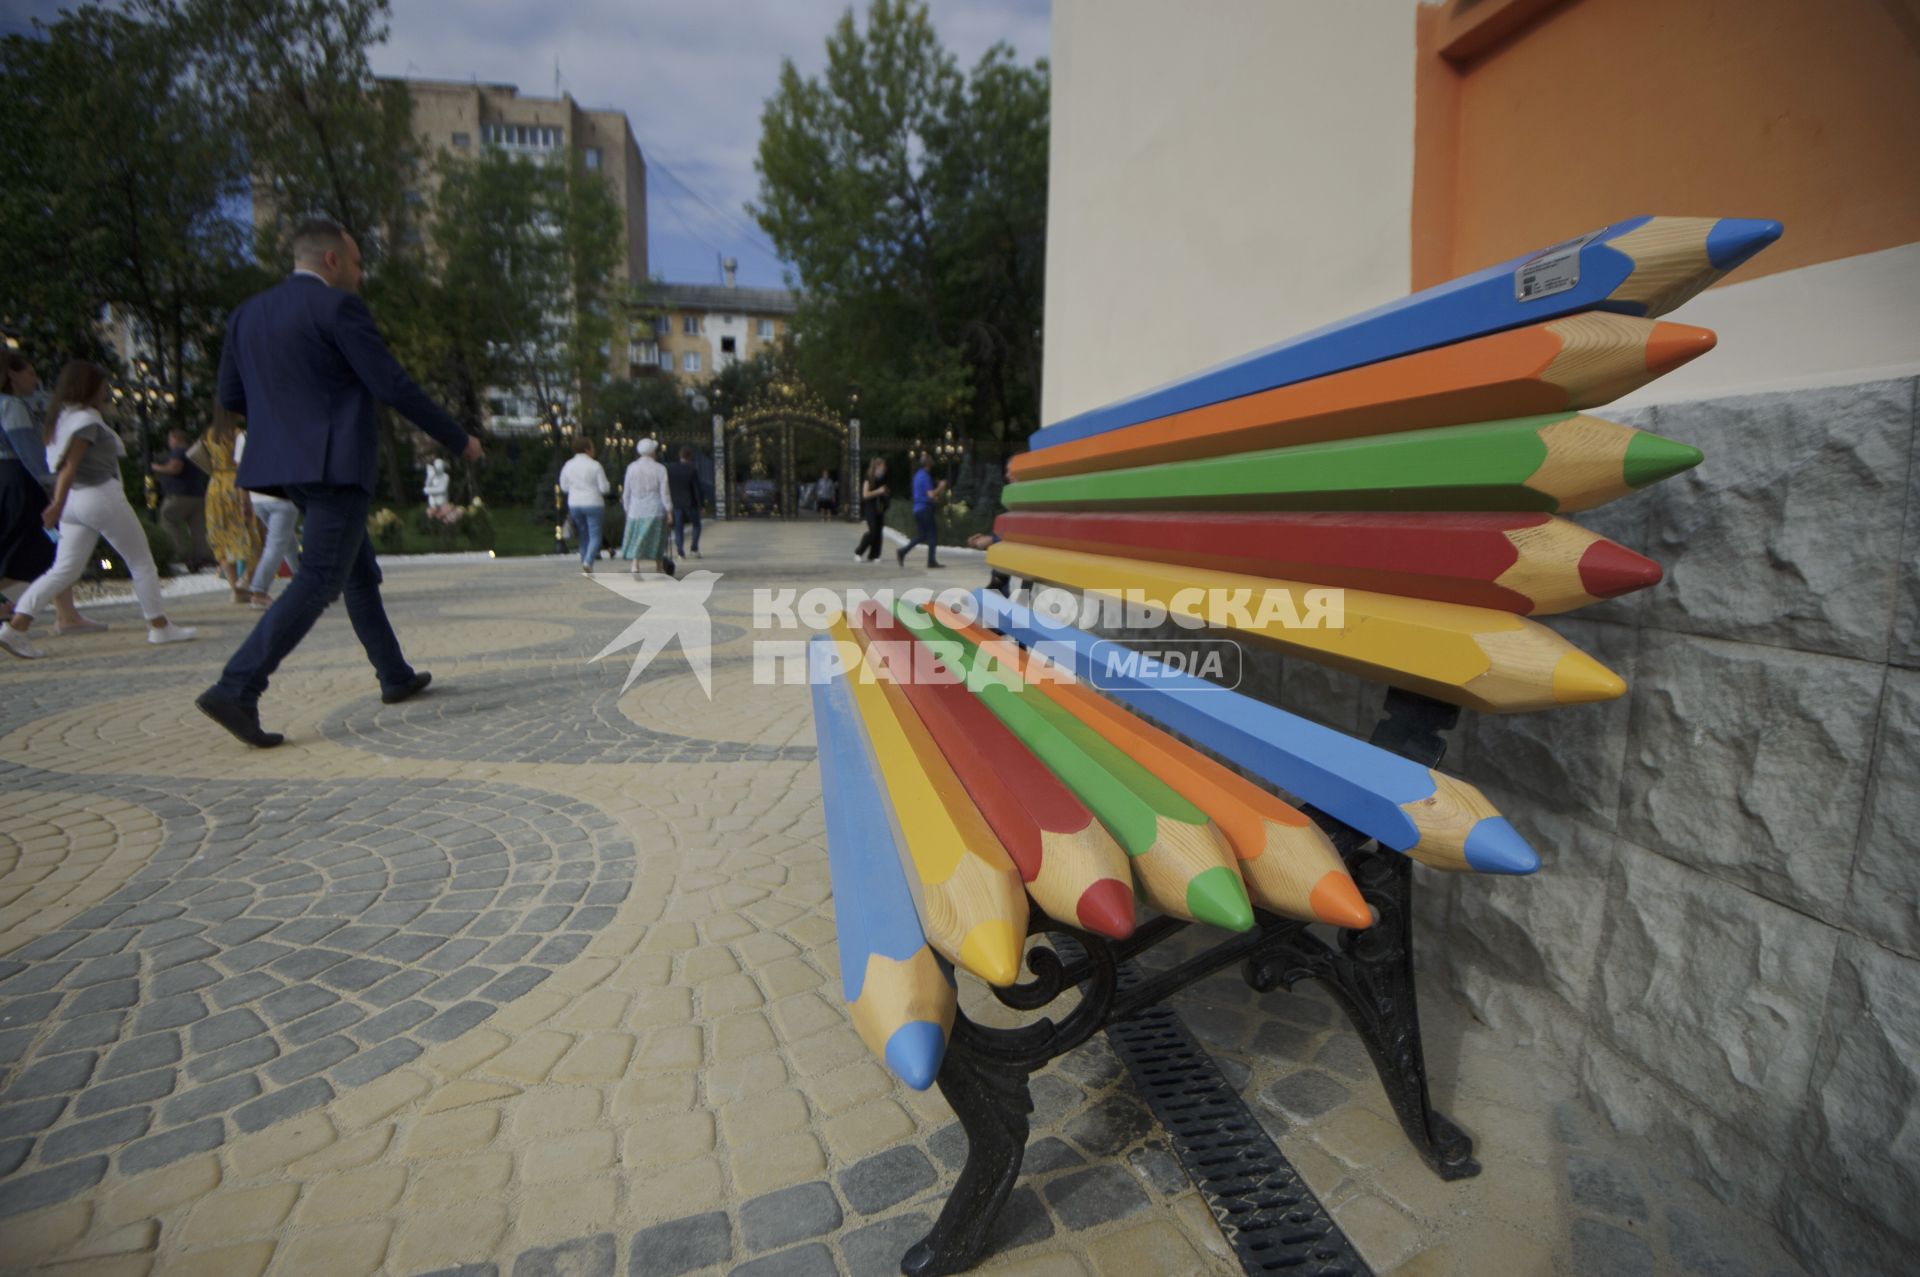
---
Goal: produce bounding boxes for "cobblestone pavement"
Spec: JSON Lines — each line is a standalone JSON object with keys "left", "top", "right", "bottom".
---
{"left": 0, "top": 522, "right": 1810, "bottom": 1276}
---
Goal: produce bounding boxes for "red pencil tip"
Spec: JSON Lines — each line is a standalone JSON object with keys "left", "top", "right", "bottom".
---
{"left": 1578, "top": 539, "right": 1663, "bottom": 599}
{"left": 1643, "top": 322, "right": 1717, "bottom": 377}
{"left": 1075, "top": 877, "right": 1136, "bottom": 939}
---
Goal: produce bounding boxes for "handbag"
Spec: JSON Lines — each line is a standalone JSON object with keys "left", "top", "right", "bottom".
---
{"left": 183, "top": 438, "right": 211, "bottom": 474}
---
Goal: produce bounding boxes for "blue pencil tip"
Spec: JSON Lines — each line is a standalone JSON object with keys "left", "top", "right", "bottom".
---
{"left": 884, "top": 1020, "right": 947, "bottom": 1090}
{"left": 1705, "top": 218, "right": 1783, "bottom": 271}
{"left": 1463, "top": 817, "right": 1540, "bottom": 875}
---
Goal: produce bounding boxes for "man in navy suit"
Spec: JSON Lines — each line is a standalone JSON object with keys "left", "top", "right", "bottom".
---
{"left": 196, "top": 218, "right": 483, "bottom": 748}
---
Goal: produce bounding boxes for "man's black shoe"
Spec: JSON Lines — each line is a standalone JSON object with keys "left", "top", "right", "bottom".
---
{"left": 896, "top": 546, "right": 907, "bottom": 566}
{"left": 195, "top": 689, "right": 284, "bottom": 749}
{"left": 381, "top": 671, "right": 432, "bottom": 704}
{"left": 927, "top": 560, "right": 944, "bottom": 569}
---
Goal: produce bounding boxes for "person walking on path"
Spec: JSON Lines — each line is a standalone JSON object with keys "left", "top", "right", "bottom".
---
{"left": 854, "top": 457, "right": 890, "bottom": 563}
{"left": 814, "top": 469, "right": 838, "bottom": 520}
{"left": 203, "top": 405, "right": 262, "bottom": 604}
{"left": 559, "top": 436, "right": 611, "bottom": 575}
{"left": 0, "top": 354, "right": 103, "bottom": 635}
{"left": 151, "top": 426, "right": 213, "bottom": 570}
{"left": 241, "top": 463, "right": 299, "bottom": 609}
{"left": 0, "top": 361, "right": 197, "bottom": 659}
{"left": 621, "top": 438, "right": 675, "bottom": 577}
{"left": 666, "top": 445, "right": 704, "bottom": 560}
{"left": 895, "top": 452, "right": 948, "bottom": 569}
{"left": 195, "top": 218, "right": 482, "bottom": 748}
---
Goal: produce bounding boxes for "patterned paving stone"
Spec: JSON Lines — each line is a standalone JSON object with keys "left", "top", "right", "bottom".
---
{"left": 0, "top": 770, "right": 634, "bottom": 1212}
{"left": 318, "top": 660, "right": 809, "bottom": 766}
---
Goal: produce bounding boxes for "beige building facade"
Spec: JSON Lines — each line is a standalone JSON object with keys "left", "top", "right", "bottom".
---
{"left": 635, "top": 267, "right": 797, "bottom": 386}
{"left": 402, "top": 78, "right": 647, "bottom": 286}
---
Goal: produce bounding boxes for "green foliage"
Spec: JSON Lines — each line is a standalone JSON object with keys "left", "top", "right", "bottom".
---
{"left": 752, "top": 0, "right": 1047, "bottom": 445}
{"left": 0, "top": 4, "right": 258, "bottom": 438}
{"left": 429, "top": 148, "right": 627, "bottom": 430}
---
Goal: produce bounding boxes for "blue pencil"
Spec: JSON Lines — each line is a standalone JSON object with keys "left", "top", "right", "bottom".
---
{"left": 1029, "top": 215, "right": 1780, "bottom": 451}
{"left": 808, "top": 635, "right": 956, "bottom": 1088}
{"left": 976, "top": 593, "right": 1538, "bottom": 875}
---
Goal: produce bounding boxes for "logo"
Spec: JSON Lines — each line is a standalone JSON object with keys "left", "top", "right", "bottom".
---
{"left": 589, "top": 570, "right": 722, "bottom": 697}
{"left": 1087, "top": 639, "right": 1242, "bottom": 690}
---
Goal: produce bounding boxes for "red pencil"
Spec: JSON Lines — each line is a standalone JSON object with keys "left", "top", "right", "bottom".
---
{"left": 851, "top": 603, "right": 1136, "bottom": 938}
{"left": 993, "top": 510, "right": 1661, "bottom": 616}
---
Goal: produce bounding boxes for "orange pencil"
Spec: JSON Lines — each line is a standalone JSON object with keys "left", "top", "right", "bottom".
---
{"left": 1011, "top": 315, "right": 1715, "bottom": 481}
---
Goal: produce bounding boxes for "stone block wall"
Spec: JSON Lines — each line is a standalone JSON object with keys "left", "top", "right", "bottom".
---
{"left": 1257, "top": 377, "right": 1917, "bottom": 1275}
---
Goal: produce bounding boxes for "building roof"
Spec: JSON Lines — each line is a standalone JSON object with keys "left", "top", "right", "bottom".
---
{"left": 651, "top": 282, "right": 798, "bottom": 316}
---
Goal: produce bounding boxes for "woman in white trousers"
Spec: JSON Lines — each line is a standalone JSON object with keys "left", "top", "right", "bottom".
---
{"left": 234, "top": 433, "right": 298, "bottom": 607}
{"left": 0, "top": 361, "right": 196, "bottom": 659}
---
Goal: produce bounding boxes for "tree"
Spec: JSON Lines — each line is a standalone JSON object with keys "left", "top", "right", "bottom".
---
{"left": 0, "top": 5, "right": 256, "bottom": 445}
{"left": 429, "top": 148, "right": 629, "bottom": 432}
{"left": 752, "top": 0, "right": 1047, "bottom": 448}
{"left": 150, "top": 0, "right": 417, "bottom": 267}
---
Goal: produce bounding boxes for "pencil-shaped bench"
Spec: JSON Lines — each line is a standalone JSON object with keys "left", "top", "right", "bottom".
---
{"left": 807, "top": 636, "right": 956, "bottom": 1089}
{"left": 1010, "top": 314, "right": 1714, "bottom": 481}
{"left": 978, "top": 591, "right": 1538, "bottom": 876}
{"left": 986, "top": 541, "right": 1625, "bottom": 714}
{"left": 897, "top": 602, "right": 1253, "bottom": 931}
{"left": 1004, "top": 413, "right": 1702, "bottom": 516}
{"left": 849, "top": 602, "right": 1138, "bottom": 939}
{"left": 993, "top": 511, "right": 1661, "bottom": 616}
{"left": 828, "top": 615, "right": 1029, "bottom": 986}
{"left": 920, "top": 601, "right": 1371, "bottom": 930}
{"left": 1028, "top": 214, "right": 1780, "bottom": 451}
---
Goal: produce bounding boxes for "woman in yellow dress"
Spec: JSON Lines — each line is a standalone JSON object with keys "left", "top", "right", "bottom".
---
{"left": 203, "top": 405, "right": 262, "bottom": 604}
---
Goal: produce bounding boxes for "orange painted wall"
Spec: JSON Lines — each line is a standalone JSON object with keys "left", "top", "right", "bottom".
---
{"left": 1413, "top": 0, "right": 1920, "bottom": 287}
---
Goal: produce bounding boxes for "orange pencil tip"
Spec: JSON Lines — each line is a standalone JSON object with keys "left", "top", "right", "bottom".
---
{"left": 1074, "top": 877, "right": 1136, "bottom": 939}
{"left": 1309, "top": 872, "right": 1373, "bottom": 930}
{"left": 1643, "top": 322, "right": 1717, "bottom": 376}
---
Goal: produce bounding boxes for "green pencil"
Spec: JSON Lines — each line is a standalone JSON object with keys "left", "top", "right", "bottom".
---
{"left": 895, "top": 602, "right": 1253, "bottom": 931}
{"left": 1003, "top": 412, "right": 1701, "bottom": 515}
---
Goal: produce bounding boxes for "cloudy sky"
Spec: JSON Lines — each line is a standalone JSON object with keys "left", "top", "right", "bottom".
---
{"left": 5, "top": 0, "right": 1049, "bottom": 289}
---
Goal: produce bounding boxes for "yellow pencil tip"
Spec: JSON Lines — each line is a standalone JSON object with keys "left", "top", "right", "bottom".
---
{"left": 958, "top": 920, "right": 1023, "bottom": 986}
{"left": 1552, "top": 648, "right": 1627, "bottom": 704}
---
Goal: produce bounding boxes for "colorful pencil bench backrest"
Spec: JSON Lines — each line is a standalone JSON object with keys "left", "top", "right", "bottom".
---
{"left": 809, "top": 215, "right": 1783, "bottom": 1089}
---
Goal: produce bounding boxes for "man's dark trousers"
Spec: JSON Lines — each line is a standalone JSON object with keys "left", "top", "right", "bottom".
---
{"left": 212, "top": 484, "right": 413, "bottom": 706}
{"left": 672, "top": 505, "right": 701, "bottom": 556}
{"left": 900, "top": 507, "right": 939, "bottom": 565}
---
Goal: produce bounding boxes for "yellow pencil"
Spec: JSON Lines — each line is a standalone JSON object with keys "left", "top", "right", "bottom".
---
{"left": 986, "top": 543, "right": 1625, "bottom": 715}
{"left": 829, "top": 615, "right": 1028, "bottom": 985}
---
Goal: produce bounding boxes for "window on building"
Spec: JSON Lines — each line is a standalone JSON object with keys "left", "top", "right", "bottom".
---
{"left": 720, "top": 314, "right": 736, "bottom": 325}
{"left": 452, "top": 132, "right": 471, "bottom": 148}
{"left": 584, "top": 146, "right": 602, "bottom": 170}
{"left": 652, "top": 315, "right": 670, "bottom": 336}
{"left": 720, "top": 336, "right": 737, "bottom": 355}
{"left": 757, "top": 319, "right": 774, "bottom": 340}
{"left": 682, "top": 315, "right": 699, "bottom": 335}
{"left": 683, "top": 352, "right": 702, "bottom": 373}
{"left": 659, "top": 349, "right": 674, "bottom": 372}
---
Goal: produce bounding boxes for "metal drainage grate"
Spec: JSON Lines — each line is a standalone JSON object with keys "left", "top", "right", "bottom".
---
{"left": 1105, "top": 986, "right": 1372, "bottom": 1276}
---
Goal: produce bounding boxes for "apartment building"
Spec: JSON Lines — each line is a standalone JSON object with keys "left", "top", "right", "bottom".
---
{"left": 631, "top": 259, "right": 798, "bottom": 384}
{"left": 403, "top": 79, "right": 647, "bottom": 285}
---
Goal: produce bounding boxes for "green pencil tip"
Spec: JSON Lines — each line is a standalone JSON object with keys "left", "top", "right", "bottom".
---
{"left": 1622, "top": 431, "right": 1704, "bottom": 489}
{"left": 1186, "top": 865, "right": 1254, "bottom": 932}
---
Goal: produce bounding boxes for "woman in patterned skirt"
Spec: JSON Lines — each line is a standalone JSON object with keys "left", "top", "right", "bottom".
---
{"left": 203, "top": 404, "right": 262, "bottom": 604}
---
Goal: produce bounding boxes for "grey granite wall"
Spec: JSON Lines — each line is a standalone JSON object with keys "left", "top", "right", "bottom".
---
{"left": 1255, "top": 376, "right": 1918, "bottom": 1276}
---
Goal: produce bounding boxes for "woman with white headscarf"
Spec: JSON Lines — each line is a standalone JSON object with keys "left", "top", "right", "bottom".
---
{"left": 619, "top": 438, "right": 674, "bottom": 578}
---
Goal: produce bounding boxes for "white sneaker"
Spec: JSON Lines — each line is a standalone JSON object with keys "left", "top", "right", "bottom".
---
{"left": 692, "top": 552, "right": 702, "bottom": 559}
{"left": 0, "top": 626, "right": 44, "bottom": 659}
{"left": 148, "top": 623, "right": 198, "bottom": 646}
{"left": 854, "top": 554, "right": 865, "bottom": 563}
